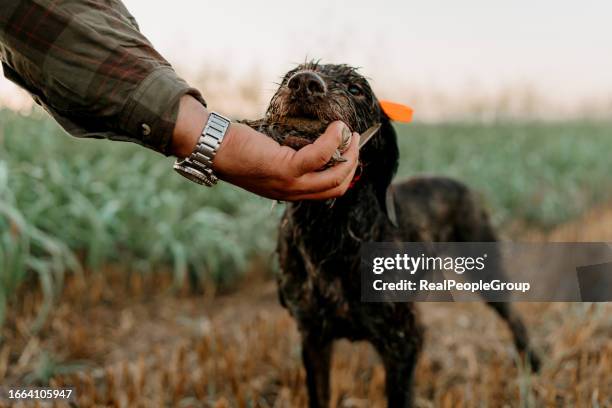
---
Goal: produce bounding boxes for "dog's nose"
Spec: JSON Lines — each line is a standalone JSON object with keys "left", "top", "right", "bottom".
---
{"left": 287, "top": 71, "right": 326, "bottom": 96}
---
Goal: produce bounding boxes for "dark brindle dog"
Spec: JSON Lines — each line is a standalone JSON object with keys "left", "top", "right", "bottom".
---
{"left": 243, "top": 62, "right": 540, "bottom": 408}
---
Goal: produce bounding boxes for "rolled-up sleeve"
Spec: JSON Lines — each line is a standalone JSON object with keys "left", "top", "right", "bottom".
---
{"left": 0, "top": 0, "right": 205, "bottom": 155}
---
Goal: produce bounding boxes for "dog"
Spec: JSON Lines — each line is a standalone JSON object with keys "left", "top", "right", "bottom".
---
{"left": 243, "top": 62, "right": 540, "bottom": 408}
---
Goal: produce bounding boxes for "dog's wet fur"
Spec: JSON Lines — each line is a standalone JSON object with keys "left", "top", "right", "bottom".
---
{"left": 244, "top": 62, "right": 540, "bottom": 408}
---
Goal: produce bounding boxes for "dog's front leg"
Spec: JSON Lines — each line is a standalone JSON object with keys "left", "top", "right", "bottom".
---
{"left": 379, "top": 345, "right": 419, "bottom": 408}
{"left": 302, "top": 334, "right": 333, "bottom": 408}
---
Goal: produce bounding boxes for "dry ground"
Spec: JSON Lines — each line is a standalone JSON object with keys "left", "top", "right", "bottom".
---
{"left": 2, "top": 205, "right": 612, "bottom": 408}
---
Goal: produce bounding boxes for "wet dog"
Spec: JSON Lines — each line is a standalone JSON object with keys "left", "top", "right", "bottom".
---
{"left": 243, "top": 62, "right": 540, "bottom": 408}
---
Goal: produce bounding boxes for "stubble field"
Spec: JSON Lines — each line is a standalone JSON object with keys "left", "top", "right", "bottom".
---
{"left": 1, "top": 110, "right": 611, "bottom": 407}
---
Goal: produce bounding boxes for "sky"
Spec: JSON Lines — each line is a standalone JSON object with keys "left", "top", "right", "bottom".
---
{"left": 1, "top": 0, "right": 611, "bottom": 118}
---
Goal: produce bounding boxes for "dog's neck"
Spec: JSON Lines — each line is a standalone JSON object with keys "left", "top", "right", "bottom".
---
{"left": 287, "top": 180, "right": 391, "bottom": 244}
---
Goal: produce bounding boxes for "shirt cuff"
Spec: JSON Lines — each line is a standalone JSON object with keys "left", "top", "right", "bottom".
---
{"left": 119, "top": 66, "right": 206, "bottom": 155}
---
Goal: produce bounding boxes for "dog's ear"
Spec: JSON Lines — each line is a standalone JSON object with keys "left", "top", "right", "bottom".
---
{"left": 363, "top": 99, "right": 413, "bottom": 217}
{"left": 366, "top": 106, "right": 400, "bottom": 216}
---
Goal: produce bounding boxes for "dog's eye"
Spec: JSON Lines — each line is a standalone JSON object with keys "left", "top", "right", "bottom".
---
{"left": 348, "top": 84, "right": 363, "bottom": 96}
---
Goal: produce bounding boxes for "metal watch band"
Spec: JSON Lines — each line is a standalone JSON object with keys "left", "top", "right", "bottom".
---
{"left": 173, "top": 112, "right": 231, "bottom": 186}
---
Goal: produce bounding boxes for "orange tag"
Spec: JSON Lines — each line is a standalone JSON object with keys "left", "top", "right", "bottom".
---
{"left": 380, "top": 100, "right": 413, "bottom": 123}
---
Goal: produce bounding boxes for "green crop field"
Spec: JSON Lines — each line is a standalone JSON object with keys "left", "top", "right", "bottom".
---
{"left": 1, "top": 108, "right": 612, "bottom": 327}
{"left": 396, "top": 121, "right": 612, "bottom": 226}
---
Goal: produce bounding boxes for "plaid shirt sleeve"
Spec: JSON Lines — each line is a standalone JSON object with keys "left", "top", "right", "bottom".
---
{"left": 0, "top": 0, "right": 206, "bottom": 155}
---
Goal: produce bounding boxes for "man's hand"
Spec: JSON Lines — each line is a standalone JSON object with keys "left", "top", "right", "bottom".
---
{"left": 172, "top": 96, "right": 360, "bottom": 201}
{"left": 214, "top": 122, "right": 360, "bottom": 201}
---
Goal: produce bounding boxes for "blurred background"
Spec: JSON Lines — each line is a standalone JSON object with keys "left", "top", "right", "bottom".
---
{"left": 2, "top": 0, "right": 612, "bottom": 120}
{"left": 1, "top": 1, "right": 611, "bottom": 406}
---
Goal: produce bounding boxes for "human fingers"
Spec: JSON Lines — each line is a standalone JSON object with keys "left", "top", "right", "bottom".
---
{"left": 289, "top": 121, "right": 351, "bottom": 176}
{"left": 284, "top": 132, "right": 360, "bottom": 199}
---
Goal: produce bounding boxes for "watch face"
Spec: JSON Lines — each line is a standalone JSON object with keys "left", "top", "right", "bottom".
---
{"left": 173, "top": 164, "right": 212, "bottom": 186}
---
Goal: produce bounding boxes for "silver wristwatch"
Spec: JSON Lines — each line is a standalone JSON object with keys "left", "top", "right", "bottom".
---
{"left": 173, "top": 112, "right": 231, "bottom": 186}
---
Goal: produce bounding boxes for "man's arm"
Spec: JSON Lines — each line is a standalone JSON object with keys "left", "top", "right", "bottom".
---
{"left": 173, "top": 95, "right": 360, "bottom": 201}
{"left": 0, "top": 0, "right": 201, "bottom": 155}
{"left": 0, "top": 0, "right": 360, "bottom": 200}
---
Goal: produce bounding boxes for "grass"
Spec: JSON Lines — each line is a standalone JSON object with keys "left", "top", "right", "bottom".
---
{"left": 0, "top": 109, "right": 277, "bottom": 329}
{"left": 396, "top": 121, "right": 612, "bottom": 227}
{"left": 1, "top": 110, "right": 611, "bottom": 406}
{"left": 1, "top": 108, "right": 612, "bottom": 329}
{"left": 3, "top": 275, "right": 610, "bottom": 407}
